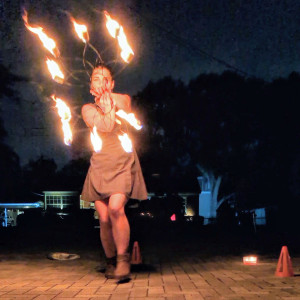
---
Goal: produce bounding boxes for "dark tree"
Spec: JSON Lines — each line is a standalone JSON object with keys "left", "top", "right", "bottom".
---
{"left": 57, "top": 158, "right": 89, "bottom": 191}
{"left": 133, "top": 77, "right": 198, "bottom": 192}
{"left": 23, "top": 156, "right": 58, "bottom": 194}
{"left": 134, "top": 71, "right": 300, "bottom": 213}
{"left": 0, "top": 64, "right": 23, "bottom": 202}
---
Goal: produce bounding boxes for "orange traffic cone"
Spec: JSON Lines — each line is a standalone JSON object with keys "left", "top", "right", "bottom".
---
{"left": 131, "top": 241, "right": 142, "bottom": 265}
{"left": 275, "top": 246, "right": 294, "bottom": 277}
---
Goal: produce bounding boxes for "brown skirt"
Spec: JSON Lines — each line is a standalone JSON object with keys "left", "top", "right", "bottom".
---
{"left": 81, "top": 130, "right": 148, "bottom": 202}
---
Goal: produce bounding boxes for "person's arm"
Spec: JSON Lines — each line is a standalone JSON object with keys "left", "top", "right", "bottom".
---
{"left": 113, "top": 93, "right": 131, "bottom": 113}
{"left": 82, "top": 100, "right": 116, "bottom": 132}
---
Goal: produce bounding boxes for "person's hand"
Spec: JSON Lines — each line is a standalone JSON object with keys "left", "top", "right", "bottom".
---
{"left": 90, "top": 85, "right": 105, "bottom": 98}
{"left": 95, "top": 91, "right": 115, "bottom": 114}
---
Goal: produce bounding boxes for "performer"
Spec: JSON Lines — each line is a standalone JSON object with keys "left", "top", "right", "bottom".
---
{"left": 81, "top": 64, "right": 148, "bottom": 281}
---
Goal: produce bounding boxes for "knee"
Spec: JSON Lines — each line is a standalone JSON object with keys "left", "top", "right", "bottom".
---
{"left": 108, "top": 205, "right": 125, "bottom": 219}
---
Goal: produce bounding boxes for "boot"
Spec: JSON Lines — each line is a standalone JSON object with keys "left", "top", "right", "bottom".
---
{"left": 105, "top": 256, "right": 116, "bottom": 279}
{"left": 114, "top": 253, "right": 131, "bottom": 281}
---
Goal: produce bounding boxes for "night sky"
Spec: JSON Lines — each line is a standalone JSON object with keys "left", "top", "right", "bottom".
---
{"left": 1, "top": 0, "right": 300, "bottom": 167}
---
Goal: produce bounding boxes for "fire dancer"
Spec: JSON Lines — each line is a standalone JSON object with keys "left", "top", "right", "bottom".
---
{"left": 81, "top": 64, "right": 147, "bottom": 281}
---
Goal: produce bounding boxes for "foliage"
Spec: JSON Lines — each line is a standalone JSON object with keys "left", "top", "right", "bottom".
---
{"left": 0, "top": 64, "right": 24, "bottom": 101}
{"left": 0, "top": 64, "right": 23, "bottom": 202}
{"left": 133, "top": 77, "right": 199, "bottom": 192}
{"left": 22, "top": 156, "right": 58, "bottom": 195}
{"left": 56, "top": 158, "right": 89, "bottom": 191}
{"left": 134, "top": 71, "right": 300, "bottom": 208}
{"left": 21, "top": 156, "right": 90, "bottom": 196}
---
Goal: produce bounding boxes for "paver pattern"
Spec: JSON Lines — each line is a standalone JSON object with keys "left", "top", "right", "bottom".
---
{"left": 1, "top": 250, "right": 300, "bottom": 299}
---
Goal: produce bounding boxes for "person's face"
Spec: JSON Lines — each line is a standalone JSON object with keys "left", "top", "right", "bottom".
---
{"left": 91, "top": 67, "right": 114, "bottom": 94}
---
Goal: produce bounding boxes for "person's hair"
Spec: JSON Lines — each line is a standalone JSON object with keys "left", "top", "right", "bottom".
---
{"left": 93, "top": 62, "right": 114, "bottom": 78}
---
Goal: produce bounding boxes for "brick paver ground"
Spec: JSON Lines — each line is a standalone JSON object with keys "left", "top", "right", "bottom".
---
{"left": 1, "top": 249, "right": 300, "bottom": 300}
{"left": 1, "top": 218, "right": 300, "bottom": 300}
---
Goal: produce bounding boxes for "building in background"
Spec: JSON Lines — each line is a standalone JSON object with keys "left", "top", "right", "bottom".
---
{"left": 43, "top": 191, "right": 79, "bottom": 210}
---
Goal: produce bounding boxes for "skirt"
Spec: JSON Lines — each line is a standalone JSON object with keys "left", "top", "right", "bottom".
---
{"left": 81, "top": 130, "right": 148, "bottom": 202}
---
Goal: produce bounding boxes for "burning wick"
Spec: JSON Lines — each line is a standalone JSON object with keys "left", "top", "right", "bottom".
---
{"left": 118, "top": 133, "right": 133, "bottom": 153}
{"left": 46, "top": 58, "right": 64, "bottom": 83}
{"left": 104, "top": 11, "right": 134, "bottom": 63}
{"left": 71, "top": 17, "right": 89, "bottom": 43}
{"left": 117, "top": 26, "right": 134, "bottom": 63}
{"left": 22, "top": 10, "right": 60, "bottom": 57}
{"left": 90, "top": 126, "right": 102, "bottom": 152}
{"left": 70, "top": 15, "right": 103, "bottom": 63}
{"left": 51, "top": 95, "right": 72, "bottom": 146}
{"left": 116, "top": 110, "right": 142, "bottom": 130}
{"left": 104, "top": 11, "right": 120, "bottom": 38}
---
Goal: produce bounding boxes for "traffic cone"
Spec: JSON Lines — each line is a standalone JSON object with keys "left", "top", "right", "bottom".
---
{"left": 275, "top": 246, "right": 294, "bottom": 277}
{"left": 131, "top": 241, "right": 142, "bottom": 265}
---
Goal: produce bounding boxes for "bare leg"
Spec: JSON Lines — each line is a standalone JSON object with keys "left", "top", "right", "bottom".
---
{"left": 108, "top": 193, "right": 130, "bottom": 255}
{"left": 95, "top": 199, "right": 116, "bottom": 258}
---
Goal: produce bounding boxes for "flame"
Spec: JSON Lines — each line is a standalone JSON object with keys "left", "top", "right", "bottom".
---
{"left": 46, "top": 58, "right": 64, "bottom": 83}
{"left": 117, "top": 26, "right": 134, "bottom": 63}
{"left": 71, "top": 17, "right": 89, "bottom": 43}
{"left": 22, "top": 10, "right": 60, "bottom": 57}
{"left": 90, "top": 126, "right": 102, "bottom": 152}
{"left": 104, "top": 11, "right": 134, "bottom": 63}
{"left": 116, "top": 109, "right": 142, "bottom": 130}
{"left": 51, "top": 95, "right": 72, "bottom": 146}
{"left": 118, "top": 133, "right": 133, "bottom": 153}
{"left": 104, "top": 11, "right": 120, "bottom": 38}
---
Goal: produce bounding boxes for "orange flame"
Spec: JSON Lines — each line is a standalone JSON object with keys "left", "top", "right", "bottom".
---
{"left": 22, "top": 10, "right": 60, "bottom": 57}
{"left": 71, "top": 17, "right": 89, "bottom": 43}
{"left": 104, "top": 11, "right": 134, "bottom": 63}
{"left": 104, "top": 11, "right": 120, "bottom": 38}
{"left": 90, "top": 126, "right": 102, "bottom": 152}
{"left": 118, "top": 133, "right": 133, "bottom": 153}
{"left": 116, "top": 109, "right": 142, "bottom": 130}
{"left": 117, "top": 26, "right": 134, "bottom": 63}
{"left": 51, "top": 95, "right": 72, "bottom": 146}
{"left": 46, "top": 58, "right": 64, "bottom": 83}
